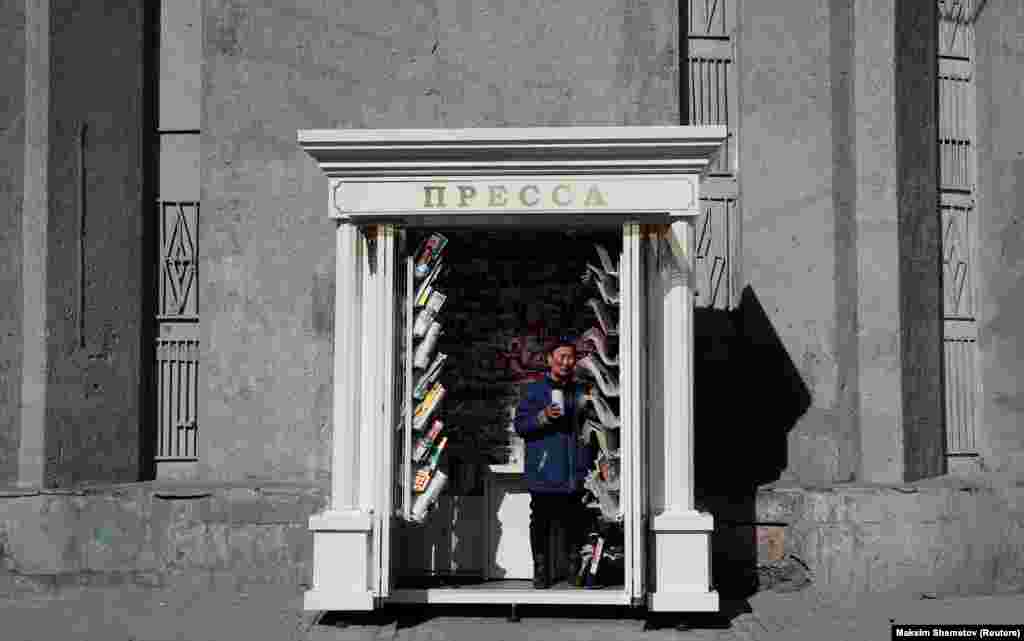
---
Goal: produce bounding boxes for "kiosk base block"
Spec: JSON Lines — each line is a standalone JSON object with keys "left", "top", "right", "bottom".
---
{"left": 649, "top": 510, "right": 717, "bottom": 612}
{"left": 306, "top": 510, "right": 375, "bottom": 612}
{"left": 648, "top": 589, "right": 719, "bottom": 612}
{"left": 303, "top": 589, "right": 375, "bottom": 611}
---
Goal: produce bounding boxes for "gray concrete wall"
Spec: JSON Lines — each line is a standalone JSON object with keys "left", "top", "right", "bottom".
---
{"left": 0, "top": 482, "right": 324, "bottom": 588}
{"left": 736, "top": 0, "right": 859, "bottom": 484}
{"left": 43, "top": 1, "right": 147, "bottom": 485}
{"left": 199, "top": 0, "right": 679, "bottom": 481}
{"left": 974, "top": 1, "right": 1024, "bottom": 477}
{"left": 0, "top": 0, "right": 26, "bottom": 483}
{"left": 735, "top": 0, "right": 948, "bottom": 484}
{"left": 758, "top": 481, "right": 1024, "bottom": 600}
{"left": 2, "top": 481, "right": 1020, "bottom": 601}
{"left": 0, "top": 0, "right": 999, "bottom": 488}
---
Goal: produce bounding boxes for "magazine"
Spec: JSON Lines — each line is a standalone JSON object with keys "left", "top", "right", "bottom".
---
{"left": 413, "top": 233, "right": 448, "bottom": 280}
{"left": 414, "top": 258, "right": 444, "bottom": 307}
{"left": 412, "top": 382, "right": 445, "bottom": 432}
{"left": 413, "top": 353, "right": 447, "bottom": 400}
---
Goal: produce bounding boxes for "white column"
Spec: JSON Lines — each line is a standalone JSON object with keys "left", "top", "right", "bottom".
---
{"left": 356, "top": 225, "right": 379, "bottom": 511}
{"left": 331, "top": 221, "right": 362, "bottom": 512}
{"left": 352, "top": 224, "right": 397, "bottom": 514}
{"left": 648, "top": 218, "right": 717, "bottom": 613}
{"left": 650, "top": 219, "right": 699, "bottom": 516}
{"left": 364, "top": 224, "right": 397, "bottom": 596}
{"left": 304, "top": 219, "right": 375, "bottom": 612}
{"left": 679, "top": 219, "right": 696, "bottom": 513}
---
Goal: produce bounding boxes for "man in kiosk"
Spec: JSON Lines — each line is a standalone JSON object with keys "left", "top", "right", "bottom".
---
{"left": 514, "top": 335, "right": 594, "bottom": 589}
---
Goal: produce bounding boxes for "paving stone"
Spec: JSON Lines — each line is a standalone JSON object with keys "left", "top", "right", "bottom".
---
{"left": 3, "top": 582, "right": 1024, "bottom": 641}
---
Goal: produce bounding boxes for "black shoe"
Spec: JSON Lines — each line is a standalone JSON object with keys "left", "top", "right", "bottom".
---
{"left": 533, "top": 555, "right": 550, "bottom": 589}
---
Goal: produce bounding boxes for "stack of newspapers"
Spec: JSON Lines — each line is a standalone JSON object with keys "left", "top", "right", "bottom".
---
{"left": 573, "top": 242, "right": 625, "bottom": 587}
{"left": 407, "top": 233, "right": 450, "bottom": 523}
{"left": 578, "top": 243, "right": 623, "bottom": 524}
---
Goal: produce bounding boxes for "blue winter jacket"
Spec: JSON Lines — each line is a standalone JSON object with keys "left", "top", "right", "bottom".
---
{"left": 514, "top": 375, "right": 593, "bottom": 495}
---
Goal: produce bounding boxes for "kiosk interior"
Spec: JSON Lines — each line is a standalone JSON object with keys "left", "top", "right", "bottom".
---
{"left": 394, "top": 227, "right": 625, "bottom": 589}
{"left": 299, "top": 126, "right": 726, "bottom": 613}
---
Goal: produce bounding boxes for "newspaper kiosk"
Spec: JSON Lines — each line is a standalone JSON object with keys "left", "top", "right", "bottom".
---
{"left": 299, "top": 126, "right": 726, "bottom": 613}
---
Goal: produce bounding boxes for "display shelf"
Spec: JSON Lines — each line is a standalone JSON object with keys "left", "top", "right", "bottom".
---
{"left": 575, "top": 243, "right": 625, "bottom": 527}
{"left": 401, "top": 235, "right": 451, "bottom": 525}
{"left": 402, "top": 257, "right": 414, "bottom": 521}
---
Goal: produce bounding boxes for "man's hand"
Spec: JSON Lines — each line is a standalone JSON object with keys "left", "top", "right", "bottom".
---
{"left": 543, "top": 404, "right": 564, "bottom": 421}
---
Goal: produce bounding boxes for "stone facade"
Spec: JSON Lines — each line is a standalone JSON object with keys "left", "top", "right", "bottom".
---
{"left": 0, "top": 483, "right": 325, "bottom": 592}
{"left": 1, "top": 480, "right": 1021, "bottom": 603}
{"left": 200, "top": 0, "right": 678, "bottom": 482}
{"left": 758, "top": 481, "right": 1024, "bottom": 600}
{"left": 1, "top": 0, "right": 1024, "bottom": 602}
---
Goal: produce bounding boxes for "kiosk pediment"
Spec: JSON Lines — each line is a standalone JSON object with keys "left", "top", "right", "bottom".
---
{"left": 299, "top": 126, "right": 725, "bottom": 223}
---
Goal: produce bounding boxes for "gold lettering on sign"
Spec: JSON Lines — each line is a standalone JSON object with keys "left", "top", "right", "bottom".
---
{"left": 552, "top": 183, "right": 573, "bottom": 207}
{"left": 420, "top": 183, "right": 610, "bottom": 209}
{"left": 488, "top": 185, "right": 508, "bottom": 207}
{"left": 457, "top": 185, "right": 477, "bottom": 207}
{"left": 519, "top": 185, "right": 540, "bottom": 207}
{"left": 584, "top": 185, "right": 607, "bottom": 207}
{"left": 423, "top": 185, "right": 446, "bottom": 208}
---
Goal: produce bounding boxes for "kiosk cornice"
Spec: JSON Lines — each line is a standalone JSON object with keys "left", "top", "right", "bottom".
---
{"left": 299, "top": 125, "right": 727, "bottom": 179}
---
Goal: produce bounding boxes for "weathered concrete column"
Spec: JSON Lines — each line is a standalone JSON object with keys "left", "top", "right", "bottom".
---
{"left": 974, "top": 0, "right": 1024, "bottom": 476}
{"left": 9, "top": 0, "right": 149, "bottom": 487}
{"left": 0, "top": 0, "right": 30, "bottom": 485}
{"left": 737, "top": 0, "right": 860, "bottom": 485}
{"left": 854, "top": 0, "right": 942, "bottom": 483}
{"left": 16, "top": 0, "right": 50, "bottom": 487}
{"left": 737, "top": 0, "right": 940, "bottom": 485}
{"left": 894, "top": 0, "right": 942, "bottom": 481}
{"left": 852, "top": 0, "right": 904, "bottom": 483}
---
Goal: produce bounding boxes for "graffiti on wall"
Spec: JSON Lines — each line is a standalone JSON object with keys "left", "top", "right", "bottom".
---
{"left": 494, "top": 302, "right": 593, "bottom": 384}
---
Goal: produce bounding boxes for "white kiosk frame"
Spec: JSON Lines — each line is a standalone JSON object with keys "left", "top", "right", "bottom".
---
{"left": 299, "top": 126, "right": 726, "bottom": 613}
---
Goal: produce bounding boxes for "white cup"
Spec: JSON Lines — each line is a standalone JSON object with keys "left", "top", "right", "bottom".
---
{"left": 551, "top": 389, "right": 565, "bottom": 412}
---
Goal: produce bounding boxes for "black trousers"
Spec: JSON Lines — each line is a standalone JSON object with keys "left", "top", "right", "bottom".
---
{"left": 529, "top": 492, "right": 589, "bottom": 565}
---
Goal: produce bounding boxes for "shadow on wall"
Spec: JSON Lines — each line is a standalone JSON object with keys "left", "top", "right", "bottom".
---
{"left": 694, "top": 285, "right": 811, "bottom": 599}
